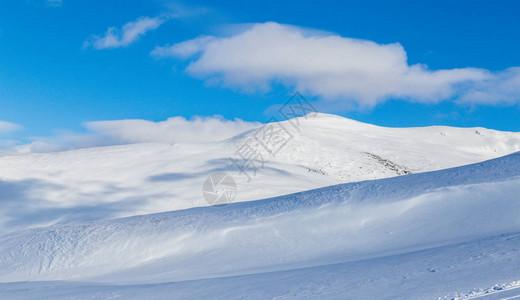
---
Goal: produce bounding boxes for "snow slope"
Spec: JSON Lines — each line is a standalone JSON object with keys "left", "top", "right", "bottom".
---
{"left": 1, "top": 152, "right": 520, "bottom": 299}
{"left": 1, "top": 113, "right": 520, "bottom": 233}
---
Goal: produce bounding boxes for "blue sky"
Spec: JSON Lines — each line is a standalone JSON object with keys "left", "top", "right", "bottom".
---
{"left": 1, "top": 0, "right": 519, "bottom": 151}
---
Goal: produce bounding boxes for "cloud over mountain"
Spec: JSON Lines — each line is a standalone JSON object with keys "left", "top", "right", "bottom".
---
{"left": 154, "top": 22, "right": 519, "bottom": 107}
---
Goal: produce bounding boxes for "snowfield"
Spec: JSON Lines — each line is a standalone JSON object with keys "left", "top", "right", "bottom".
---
{"left": 1, "top": 114, "right": 520, "bottom": 299}
{"left": 1, "top": 113, "right": 520, "bottom": 233}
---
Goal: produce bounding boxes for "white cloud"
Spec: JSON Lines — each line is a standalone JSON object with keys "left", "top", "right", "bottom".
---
{"left": 1, "top": 116, "right": 259, "bottom": 154}
{"left": 0, "top": 140, "right": 21, "bottom": 154}
{"left": 152, "top": 36, "right": 216, "bottom": 58}
{"left": 0, "top": 121, "right": 23, "bottom": 155}
{"left": 84, "top": 115, "right": 260, "bottom": 144}
{"left": 0, "top": 121, "right": 22, "bottom": 134}
{"left": 458, "top": 67, "right": 520, "bottom": 105}
{"left": 154, "top": 22, "right": 520, "bottom": 107}
{"left": 85, "top": 15, "right": 168, "bottom": 49}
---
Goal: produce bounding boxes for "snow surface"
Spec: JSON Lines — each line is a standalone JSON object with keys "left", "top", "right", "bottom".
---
{"left": 1, "top": 113, "right": 520, "bottom": 233}
{"left": 2, "top": 114, "right": 520, "bottom": 299}
{"left": 1, "top": 148, "right": 520, "bottom": 298}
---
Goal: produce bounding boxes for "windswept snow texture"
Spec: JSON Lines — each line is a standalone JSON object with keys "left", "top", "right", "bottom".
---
{"left": 1, "top": 152, "right": 520, "bottom": 299}
{"left": 1, "top": 113, "right": 520, "bottom": 233}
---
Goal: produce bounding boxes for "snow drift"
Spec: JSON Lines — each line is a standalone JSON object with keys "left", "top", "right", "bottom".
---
{"left": 1, "top": 152, "right": 520, "bottom": 299}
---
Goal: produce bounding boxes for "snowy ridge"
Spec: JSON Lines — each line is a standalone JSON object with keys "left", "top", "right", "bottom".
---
{"left": 0, "top": 152, "right": 520, "bottom": 299}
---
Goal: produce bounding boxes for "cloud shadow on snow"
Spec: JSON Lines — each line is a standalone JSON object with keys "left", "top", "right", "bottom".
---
{"left": 0, "top": 178, "right": 143, "bottom": 233}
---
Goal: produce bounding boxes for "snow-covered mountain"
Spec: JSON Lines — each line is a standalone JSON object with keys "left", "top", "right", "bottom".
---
{"left": 1, "top": 113, "right": 520, "bottom": 233}
{"left": 1, "top": 150, "right": 520, "bottom": 299}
